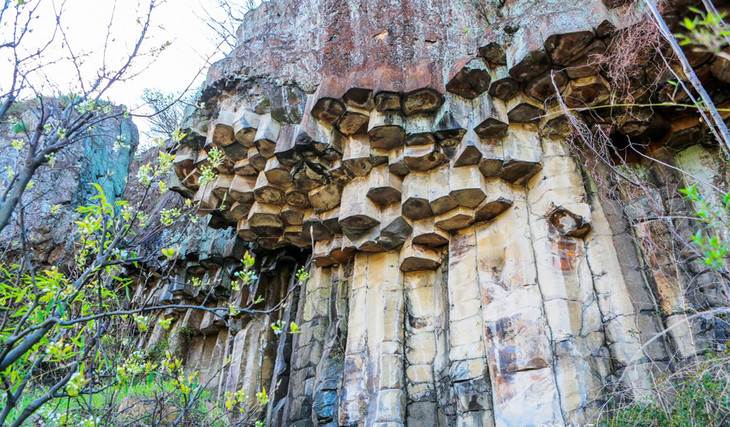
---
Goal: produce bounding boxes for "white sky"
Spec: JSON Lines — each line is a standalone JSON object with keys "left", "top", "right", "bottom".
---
{"left": 1, "top": 0, "right": 248, "bottom": 145}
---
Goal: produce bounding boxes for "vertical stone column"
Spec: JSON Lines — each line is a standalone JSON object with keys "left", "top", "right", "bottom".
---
{"left": 198, "top": 331, "right": 228, "bottom": 392}
{"left": 584, "top": 171, "right": 669, "bottom": 401}
{"left": 225, "top": 316, "right": 270, "bottom": 405}
{"left": 619, "top": 153, "right": 708, "bottom": 360}
{"left": 673, "top": 145, "right": 730, "bottom": 351}
{"left": 446, "top": 228, "right": 494, "bottom": 427}
{"left": 339, "top": 252, "right": 406, "bottom": 425}
{"left": 287, "top": 266, "right": 333, "bottom": 425}
{"left": 312, "top": 264, "right": 350, "bottom": 426}
{"left": 403, "top": 268, "right": 448, "bottom": 426}
{"left": 474, "top": 193, "right": 563, "bottom": 427}
{"left": 526, "top": 144, "right": 610, "bottom": 424}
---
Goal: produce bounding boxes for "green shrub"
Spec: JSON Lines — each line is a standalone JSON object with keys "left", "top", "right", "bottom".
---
{"left": 604, "top": 355, "right": 730, "bottom": 426}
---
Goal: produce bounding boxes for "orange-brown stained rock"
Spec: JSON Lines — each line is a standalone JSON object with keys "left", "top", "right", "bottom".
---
{"left": 544, "top": 30, "right": 594, "bottom": 66}
{"left": 310, "top": 77, "right": 347, "bottom": 125}
{"left": 548, "top": 206, "right": 591, "bottom": 238}
{"left": 453, "top": 129, "right": 483, "bottom": 167}
{"left": 479, "top": 42, "right": 506, "bottom": 66}
{"left": 552, "top": 237, "right": 579, "bottom": 272}
{"left": 488, "top": 66, "right": 520, "bottom": 101}
{"left": 367, "top": 164, "right": 402, "bottom": 206}
{"left": 524, "top": 70, "right": 568, "bottom": 102}
{"left": 368, "top": 110, "right": 406, "bottom": 149}
{"left": 506, "top": 95, "right": 545, "bottom": 123}
{"left": 562, "top": 75, "right": 610, "bottom": 108}
{"left": 233, "top": 111, "right": 260, "bottom": 147}
{"left": 446, "top": 57, "right": 492, "bottom": 100}
{"left": 402, "top": 62, "right": 445, "bottom": 116}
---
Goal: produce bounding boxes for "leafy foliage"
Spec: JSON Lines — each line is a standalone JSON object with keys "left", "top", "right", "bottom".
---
{"left": 0, "top": 146, "right": 305, "bottom": 424}
{"left": 604, "top": 354, "right": 730, "bottom": 427}
{"left": 676, "top": 8, "right": 730, "bottom": 60}
{"left": 680, "top": 184, "right": 729, "bottom": 271}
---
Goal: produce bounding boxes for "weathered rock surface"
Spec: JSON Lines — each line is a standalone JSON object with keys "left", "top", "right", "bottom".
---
{"left": 158, "top": 0, "right": 730, "bottom": 424}
{"left": 7, "top": 0, "right": 730, "bottom": 426}
{"left": 0, "top": 101, "right": 138, "bottom": 266}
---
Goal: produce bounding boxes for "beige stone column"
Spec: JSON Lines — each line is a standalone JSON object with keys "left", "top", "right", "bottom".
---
{"left": 475, "top": 194, "right": 563, "bottom": 427}
{"left": 446, "top": 228, "right": 494, "bottom": 427}
{"left": 526, "top": 150, "right": 609, "bottom": 424}
{"left": 339, "top": 251, "right": 406, "bottom": 425}
{"left": 403, "top": 268, "right": 448, "bottom": 426}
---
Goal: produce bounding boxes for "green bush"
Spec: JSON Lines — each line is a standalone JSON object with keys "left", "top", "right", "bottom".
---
{"left": 604, "top": 355, "right": 730, "bottom": 426}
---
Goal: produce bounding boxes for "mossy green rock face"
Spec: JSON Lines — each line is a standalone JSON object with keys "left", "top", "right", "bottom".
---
{"left": 76, "top": 114, "right": 139, "bottom": 206}
{"left": 0, "top": 102, "right": 138, "bottom": 266}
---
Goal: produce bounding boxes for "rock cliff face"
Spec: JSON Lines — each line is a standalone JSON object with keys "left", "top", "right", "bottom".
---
{"left": 147, "top": 0, "right": 729, "bottom": 425}
{"left": 0, "top": 102, "right": 138, "bottom": 266}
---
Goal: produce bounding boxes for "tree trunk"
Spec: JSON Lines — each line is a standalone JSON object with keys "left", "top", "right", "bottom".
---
{"left": 0, "top": 166, "right": 35, "bottom": 234}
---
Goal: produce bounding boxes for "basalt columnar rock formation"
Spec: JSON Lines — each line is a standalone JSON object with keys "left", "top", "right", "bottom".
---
{"left": 123, "top": 0, "right": 730, "bottom": 426}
